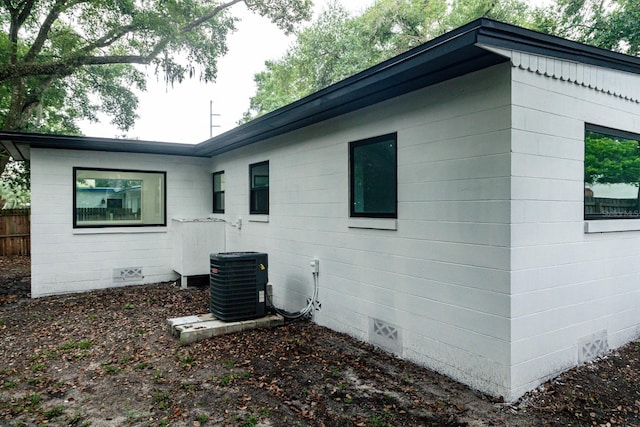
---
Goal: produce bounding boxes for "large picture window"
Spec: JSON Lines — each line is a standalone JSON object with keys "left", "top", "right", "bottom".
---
{"left": 213, "top": 171, "right": 225, "bottom": 213}
{"left": 584, "top": 125, "right": 640, "bottom": 220}
{"left": 250, "top": 161, "right": 269, "bottom": 215}
{"left": 350, "top": 133, "right": 397, "bottom": 218}
{"left": 74, "top": 168, "right": 166, "bottom": 228}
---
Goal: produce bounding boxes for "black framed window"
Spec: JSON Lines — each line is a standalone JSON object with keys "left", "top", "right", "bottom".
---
{"left": 350, "top": 133, "right": 397, "bottom": 218}
{"left": 73, "top": 167, "right": 166, "bottom": 228}
{"left": 584, "top": 125, "right": 640, "bottom": 220}
{"left": 250, "top": 161, "right": 269, "bottom": 214}
{"left": 212, "top": 171, "right": 225, "bottom": 213}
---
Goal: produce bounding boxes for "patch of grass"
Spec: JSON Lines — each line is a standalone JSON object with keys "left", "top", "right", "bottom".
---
{"left": 101, "top": 362, "right": 120, "bottom": 375}
{"left": 218, "top": 374, "right": 235, "bottom": 386}
{"left": 153, "top": 369, "right": 164, "bottom": 382}
{"left": 222, "top": 359, "right": 236, "bottom": 368}
{"left": 66, "top": 412, "right": 83, "bottom": 425}
{"left": 3, "top": 380, "right": 17, "bottom": 389}
{"left": 134, "top": 362, "right": 148, "bottom": 370}
{"left": 152, "top": 391, "right": 170, "bottom": 410}
{"left": 31, "top": 363, "right": 45, "bottom": 372}
{"left": 196, "top": 413, "right": 209, "bottom": 423}
{"left": 259, "top": 406, "right": 270, "bottom": 418}
{"left": 123, "top": 303, "right": 135, "bottom": 310}
{"left": 26, "top": 377, "right": 42, "bottom": 385}
{"left": 179, "top": 354, "right": 195, "bottom": 364}
{"left": 44, "top": 349, "right": 57, "bottom": 359}
{"left": 43, "top": 406, "right": 64, "bottom": 419}
{"left": 178, "top": 353, "right": 195, "bottom": 369}
{"left": 368, "top": 412, "right": 393, "bottom": 427}
{"left": 180, "top": 381, "right": 195, "bottom": 392}
{"left": 86, "top": 315, "right": 97, "bottom": 321}
{"left": 119, "top": 354, "right": 131, "bottom": 364}
{"left": 28, "top": 392, "right": 42, "bottom": 406}
{"left": 242, "top": 414, "right": 258, "bottom": 427}
{"left": 331, "top": 368, "right": 341, "bottom": 377}
{"left": 60, "top": 339, "right": 93, "bottom": 352}
{"left": 241, "top": 371, "right": 251, "bottom": 379}
{"left": 0, "top": 319, "right": 5, "bottom": 326}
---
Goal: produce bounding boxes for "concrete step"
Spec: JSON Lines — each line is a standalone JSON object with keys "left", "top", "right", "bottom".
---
{"left": 167, "top": 313, "right": 284, "bottom": 344}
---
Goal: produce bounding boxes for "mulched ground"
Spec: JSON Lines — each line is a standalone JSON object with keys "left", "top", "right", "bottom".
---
{"left": 1, "top": 255, "right": 640, "bottom": 426}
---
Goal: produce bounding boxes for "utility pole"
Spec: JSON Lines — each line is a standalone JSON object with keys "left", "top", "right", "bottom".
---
{"left": 210, "top": 100, "right": 221, "bottom": 138}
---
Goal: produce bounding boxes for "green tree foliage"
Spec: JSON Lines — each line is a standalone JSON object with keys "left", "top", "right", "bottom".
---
{"left": 532, "top": 0, "right": 640, "bottom": 56}
{"left": 584, "top": 132, "right": 640, "bottom": 186}
{"left": 242, "top": 0, "right": 533, "bottom": 122}
{"left": 243, "top": 0, "right": 640, "bottom": 122}
{"left": 0, "top": 0, "right": 312, "bottom": 187}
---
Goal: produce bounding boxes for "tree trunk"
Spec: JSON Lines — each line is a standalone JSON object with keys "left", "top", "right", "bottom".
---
{"left": 4, "top": 77, "right": 28, "bottom": 132}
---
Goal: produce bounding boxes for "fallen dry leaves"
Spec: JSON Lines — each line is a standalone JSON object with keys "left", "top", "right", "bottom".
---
{"left": 1, "top": 256, "right": 640, "bottom": 426}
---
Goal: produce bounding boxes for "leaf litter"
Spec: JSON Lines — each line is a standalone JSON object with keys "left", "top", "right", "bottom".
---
{"left": 1, "top": 255, "right": 640, "bottom": 426}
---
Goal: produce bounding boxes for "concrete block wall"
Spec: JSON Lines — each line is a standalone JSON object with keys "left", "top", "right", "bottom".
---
{"left": 210, "top": 63, "right": 514, "bottom": 397}
{"left": 510, "top": 59, "right": 640, "bottom": 398}
{"left": 30, "top": 149, "right": 212, "bottom": 297}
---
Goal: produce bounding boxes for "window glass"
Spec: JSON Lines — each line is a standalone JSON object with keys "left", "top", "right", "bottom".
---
{"left": 250, "top": 161, "right": 269, "bottom": 214}
{"left": 350, "top": 133, "right": 397, "bottom": 218}
{"left": 213, "top": 171, "right": 225, "bottom": 213}
{"left": 584, "top": 128, "right": 640, "bottom": 220}
{"left": 74, "top": 168, "right": 166, "bottom": 227}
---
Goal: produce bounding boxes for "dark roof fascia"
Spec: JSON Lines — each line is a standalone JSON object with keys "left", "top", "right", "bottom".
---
{"left": 0, "top": 131, "right": 205, "bottom": 161}
{"left": 193, "top": 19, "right": 493, "bottom": 157}
{"left": 475, "top": 19, "right": 640, "bottom": 74}
{"left": 194, "top": 18, "right": 640, "bottom": 158}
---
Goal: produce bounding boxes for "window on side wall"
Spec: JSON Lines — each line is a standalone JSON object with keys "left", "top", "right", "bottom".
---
{"left": 73, "top": 168, "right": 166, "bottom": 228}
{"left": 584, "top": 125, "right": 640, "bottom": 220}
{"left": 350, "top": 133, "right": 397, "bottom": 218}
{"left": 212, "top": 171, "right": 225, "bottom": 213}
{"left": 250, "top": 161, "right": 269, "bottom": 215}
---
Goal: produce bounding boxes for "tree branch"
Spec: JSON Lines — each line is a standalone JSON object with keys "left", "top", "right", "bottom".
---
{"left": 0, "top": 54, "right": 151, "bottom": 82}
{"left": 24, "top": 0, "right": 74, "bottom": 62}
{"left": 79, "top": 26, "right": 135, "bottom": 52}
{"left": 181, "top": 0, "right": 243, "bottom": 33}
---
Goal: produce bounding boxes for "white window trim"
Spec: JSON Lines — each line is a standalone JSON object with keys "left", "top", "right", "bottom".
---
{"left": 73, "top": 227, "right": 168, "bottom": 235}
{"left": 584, "top": 219, "right": 640, "bottom": 233}
{"left": 348, "top": 218, "right": 397, "bottom": 231}
{"left": 249, "top": 215, "right": 269, "bottom": 223}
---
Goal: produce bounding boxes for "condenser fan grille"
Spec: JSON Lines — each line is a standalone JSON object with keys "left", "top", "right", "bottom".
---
{"left": 209, "top": 252, "right": 267, "bottom": 321}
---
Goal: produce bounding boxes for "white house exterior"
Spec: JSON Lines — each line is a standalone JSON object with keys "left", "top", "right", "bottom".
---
{"left": 3, "top": 19, "right": 640, "bottom": 401}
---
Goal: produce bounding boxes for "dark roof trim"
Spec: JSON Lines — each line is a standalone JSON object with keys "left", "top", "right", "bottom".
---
{"left": 0, "top": 131, "right": 204, "bottom": 161}
{"left": 3, "top": 19, "right": 640, "bottom": 161}
{"left": 475, "top": 19, "right": 640, "bottom": 74}
{"left": 193, "top": 18, "right": 640, "bottom": 157}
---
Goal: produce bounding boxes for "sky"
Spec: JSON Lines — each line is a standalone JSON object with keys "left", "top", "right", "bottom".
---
{"left": 79, "top": 0, "right": 549, "bottom": 144}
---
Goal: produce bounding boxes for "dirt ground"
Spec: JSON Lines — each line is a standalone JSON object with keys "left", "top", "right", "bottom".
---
{"left": 1, "top": 256, "right": 640, "bottom": 427}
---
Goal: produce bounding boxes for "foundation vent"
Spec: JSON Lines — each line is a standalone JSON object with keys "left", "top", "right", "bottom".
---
{"left": 369, "top": 318, "right": 402, "bottom": 355}
{"left": 113, "top": 267, "right": 143, "bottom": 283}
{"left": 578, "top": 330, "right": 608, "bottom": 364}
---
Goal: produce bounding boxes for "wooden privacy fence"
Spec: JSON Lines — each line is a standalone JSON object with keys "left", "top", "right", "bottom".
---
{"left": 585, "top": 197, "right": 639, "bottom": 219}
{"left": 0, "top": 209, "right": 30, "bottom": 256}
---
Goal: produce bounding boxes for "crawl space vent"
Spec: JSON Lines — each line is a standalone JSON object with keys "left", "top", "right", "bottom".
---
{"left": 578, "top": 330, "right": 608, "bottom": 364}
{"left": 369, "top": 317, "right": 402, "bottom": 355}
{"left": 113, "top": 267, "right": 143, "bottom": 283}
